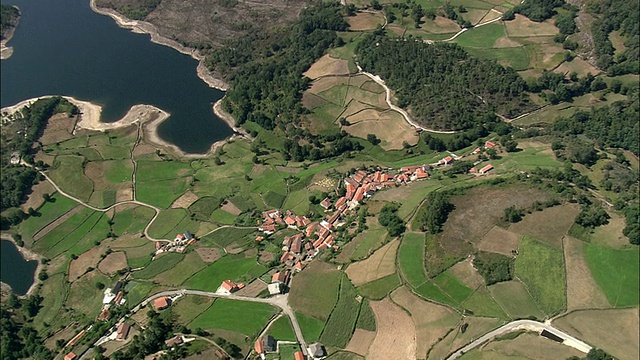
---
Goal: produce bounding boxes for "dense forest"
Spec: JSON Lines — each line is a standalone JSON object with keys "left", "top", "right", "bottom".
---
{"left": 355, "top": 33, "right": 533, "bottom": 131}
{"left": 502, "top": 0, "right": 565, "bottom": 22}
{"left": 0, "top": 4, "right": 19, "bottom": 39}
{"left": 587, "top": 0, "right": 640, "bottom": 75}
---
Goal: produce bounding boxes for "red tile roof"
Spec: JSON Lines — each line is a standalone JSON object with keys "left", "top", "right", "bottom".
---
{"left": 305, "top": 222, "right": 318, "bottom": 237}
{"left": 254, "top": 336, "right": 264, "bottom": 354}
{"left": 335, "top": 197, "right": 347, "bottom": 209}
{"left": 485, "top": 141, "right": 496, "bottom": 149}
{"left": 291, "top": 236, "right": 303, "bottom": 253}
{"left": 284, "top": 216, "right": 296, "bottom": 226}
{"left": 64, "top": 353, "right": 77, "bottom": 360}
{"left": 116, "top": 323, "right": 131, "bottom": 341}
{"left": 320, "top": 197, "right": 332, "bottom": 209}
{"left": 153, "top": 297, "right": 169, "bottom": 310}
{"left": 353, "top": 187, "right": 366, "bottom": 203}
{"left": 480, "top": 164, "right": 494, "bottom": 174}
{"left": 294, "top": 351, "right": 305, "bottom": 360}
{"left": 272, "top": 272, "right": 287, "bottom": 283}
{"left": 221, "top": 280, "right": 238, "bottom": 292}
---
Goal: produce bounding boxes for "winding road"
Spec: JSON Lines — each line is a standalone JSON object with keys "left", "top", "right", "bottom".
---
{"left": 446, "top": 319, "right": 592, "bottom": 359}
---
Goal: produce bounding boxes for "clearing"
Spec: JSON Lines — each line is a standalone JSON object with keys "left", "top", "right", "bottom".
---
{"left": 367, "top": 298, "right": 416, "bottom": 360}
{"left": 303, "top": 54, "right": 351, "bottom": 80}
{"left": 97, "top": 251, "right": 128, "bottom": 275}
{"left": 348, "top": 12, "right": 385, "bottom": 31}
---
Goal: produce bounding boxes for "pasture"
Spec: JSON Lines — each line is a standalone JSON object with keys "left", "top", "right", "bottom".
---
{"left": 188, "top": 299, "right": 277, "bottom": 338}
{"left": 515, "top": 236, "right": 566, "bottom": 316}
{"left": 184, "top": 254, "right": 267, "bottom": 292}
{"left": 355, "top": 299, "right": 376, "bottom": 331}
{"left": 288, "top": 260, "right": 342, "bottom": 321}
{"left": 296, "top": 312, "right": 325, "bottom": 343}
{"left": 348, "top": 12, "right": 385, "bottom": 31}
{"left": 480, "top": 332, "right": 584, "bottom": 360}
{"left": 583, "top": 244, "right": 639, "bottom": 307}
{"left": 460, "top": 288, "right": 508, "bottom": 319}
{"left": 356, "top": 273, "right": 402, "bottom": 300}
{"left": 397, "top": 232, "right": 428, "bottom": 288}
{"left": 171, "top": 295, "right": 215, "bottom": 324}
{"left": 320, "top": 275, "right": 360, "bottom": 348}
{"left": 267, "top": 316, "right": 296, "bottom": 341}
{"left": 131, "top": 252, "right": 184, "bottom": 280}
{"left": 508, "top": 203, "right": 580, "bottom": 248}
{"left": 368, "top": 298, "right": 417, "bottom": 360}
{"left": 563, "top": 236, "right": 610, "bottom": 310}
{"left": 151, "top": 251, "right": 207, "bottom": 286}
{"left": 19, "top": 194, "right": 78, "bottom": 244}
{"left": 48, "top": 155, "right": 94, "bottom": 203}
{"left": 488, "top": 280, "right": 545, "bottom": 320}
{"left": 476, "top": 226, "right": 521, "bottom": 257}
{"left": 429, "top": 316, "right": 504, "bottom": 360}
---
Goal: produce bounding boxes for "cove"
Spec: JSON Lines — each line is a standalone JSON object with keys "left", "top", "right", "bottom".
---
{"left": 0, "top": 0, "right": 232, "bottom": 154}
{"left": 0, "top": 240, "right": 37, "bottom": 296}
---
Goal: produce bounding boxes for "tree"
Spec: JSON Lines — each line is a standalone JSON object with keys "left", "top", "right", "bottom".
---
{"left": 37, "top": 270, "right": 48, "bottom": 281}
{"left": 503, "top": 205, "right": 524, "bottom": 223}
{"left": 419, "top": 192, "right": 455, "bottom": 234}
{"left": 367, "top": 133, "right": 381, "bottom": 145}
{"left": 575, "top": 204, "right": 610, "bottom": 228}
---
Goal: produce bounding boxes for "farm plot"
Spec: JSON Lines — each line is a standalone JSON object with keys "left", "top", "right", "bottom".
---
{"left": 488, "top": 280, "right": 545, "bottom": 320}
{"left": 132, "top": 252, "right": 184, "bottom": 280}
{"left": 460, "top": 287, "right": 508, "bottom": 319}
{"left": 289, "top": 260, "right": 342, "bottom": 321}
{"left": 583, "top": 244, "right": 639, "bottom": 307}
{"left": 508, "top": 203, "right": 580, "bottom": 248}
{"left": 481, "top": 332, "right": 584, "bottom": 360}
{"left": 476, "top": 226, "right": 521, "bottom": 257}
{"left": 391, "top": 286, "right": 459, "bottom": 359}
{"left": 111, "top": 205, "right": 155, "bottom": 236}
{"left": 146, "top": 208, "right": 187, "bottom": 239}
{"left": 48, "top": 155, "right": 94, "bottom": 202}
{"left": 320, "top": 276, "right": 361, "bottom": 348}
{"left": 184, "top": 254, "right": 267, "bottom": 292}
{"left": 515, "top": 236, "right": 566, "bottom": 316}
{"left": 454, "top": 22, "right": 506, "bottom": 49}
{"left": 397, "top": 232, "right": 428, "bottom": 288}
{"left": 171, "top": 295, "right": 215, "bottom": 324}
{"left": 348, "top": 12, "right": 385, "bottom": 31}
{"left": 346, "top": 239, "right": 398, "bottom": 286}
{"left": 356, "top": 273, "right": 402, "bottom": 300}
{"left": 429, "top": 316, "right": 504, "bottom": 360}
{"left": 448, "top": 258, "right": 484, "bottom": 289}
{"left": 97, "top": 251, "right": 127, "bottom": 276}
{"left": 337, "top": 218, "right": 388, "bottom": 262}
{"left": 368, "top": 298, "right": 417, "bottom": 360}
{"left": 553, "top": 57, "right": 600, "bottom": 77}
{"left": 267, "top": 316, "right": 296, "bottom": 341}
{"left": 33, "top": 273, "right": 70, "bottom": 331}
{"left": 344, "top": 110, "right": 419, "bottom": 150}
{"left": 563, "top": 236, "right": 610, "bottom": 310}
{"left": 345, "top": 329, "right": 376, "bottom": 356}
{"left": 199, "top": 227, "right": 255, "bottom": 248}
{"left": 303, "top": 54, "right": 351, "bottom": 80}
{"left": 296, "top": 312, "right": 326, "bottom": 343}
{"left": 553, "top": 308, "right": 639, "bottom": 360}
{"left": 151, "top": 251, "right": 207, "bottom": 286}
{"left": 67, "top": 270, "right": 111, "bottom": 319}
{"left": 355, "top": 299, "right": 376, "bottom": 331}
{"left": 504, "top": 15, "right": 559, "bottom": 37}
{"left": 188, "top": 299, "right": 277, "bottom": 339}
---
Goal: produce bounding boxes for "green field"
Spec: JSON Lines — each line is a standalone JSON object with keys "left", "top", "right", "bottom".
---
{"left": 515, "top": 237, "right": 567, "bottom": 316}
{"left": 289, "top": 261, "right": 342, "bottom": 321}
{"left": 320, "top": 275, "right": 360, "bottom": 348}
{"left": 398, "top": 232, "right": 428, "bottom": 288}
{"left": 184, "top": 254, "right": 267, "bottom": 292}
{"left": 488, "top": 280, "right": 545, "bottom": 320}
{"left": 19, "top": 194, "right": 78, "bottom": 243}
{"left": 454, "top": 23, "right": 506, "bottom": 48}
{"left": 296, "top": 312, "right": 325, "bottom": 343}
{"left": 170, "top": 295, "right": 215, "bottom": 324}
{"left": 188, "top": 299, "right": 276, "bottom": 338}
{"left": 466, "top": 46, "right": 530, "bottom": 71}
{"left": 432, "top": 270, "right": 475, "bottom": 306}
{"left": 199, "top": 227, "right": 255, "bottom": 248}
{"left": 132, "top": 252, "right": 185, "bottom": 279}
{"left": 356, "top": 273, "right": 402, "bottom": 300}
{"left": 268, "top": 315, "right": 297, "bottom": 341}
{"left": 461, "top": 288, "right": 508, "bottom": 319}
{"left": 48, "top": 155, "right": 94, "bottom": 202}
{"left": 43, "top": 211, "right": 110, "bottom": 258}
{"left": 355, "top": 299, "right": 376, "bottom": 331}
{"left": 111, "top": 205, "right": 155, "bottom": 236}
{"left": 152, "top": 252, "right": 207, "bottom": 286}
{"left": 584, "top": 245, "right": 639, "bottom": 307}
{"left": 124, "top": 281, "right": 155, "bottom": 307}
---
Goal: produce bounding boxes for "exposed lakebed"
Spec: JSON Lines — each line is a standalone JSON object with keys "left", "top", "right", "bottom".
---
{"left": 0, "top": 0, "right": 231, "bottom": 154}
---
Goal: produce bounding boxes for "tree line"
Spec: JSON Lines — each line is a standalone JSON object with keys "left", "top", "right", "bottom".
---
{"left": 355, "top": 32, "right": 533, "bottom": 131}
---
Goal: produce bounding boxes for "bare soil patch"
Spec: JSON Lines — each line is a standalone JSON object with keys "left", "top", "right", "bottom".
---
{"left": 391, "top": 286, "right": 458, "bottom": 359}
{"left": 508, "top": 203, "right": 580, "bottom": 248}
{"left": 235, "top": 279, "right": 267, "bottom": 297}
{"left": 345, "top": 110, "right": 419, "bottom": 150}
{"left": 483, "top": 332, "right": 583, "bottom": 359}
{"left": 345, "top": 329, "right": 376, "bottom": 356}
{"left": 116, "top": 188, "right": 133, "bottom": 202}
{"left": 170, "top": 190, "right": 199, "bottom": 209}
{"left": 132, "top": 143, "right": 157, "bottom": 158}
{"left": 368, "top": 297, "right": 417, "bottom": 360}
{"left": 259, "top": 250, "right": 275, "bottom": 263}
{"left": 346, "top": 239, "right": 398, "bottom": 286}
{"left": 348, "top": 12, "right": 385, "bottom": 31}
{"left": 21, "top": 181, "right": 55, "bottom": 212}
{"left": 302, "top": 91, "right": 329, "bottom": 110}
{"left": 274, "top": 165, "right": 299, "bottom": 174}
{"left": 465, "top": 9, "right": 490, "bottom": 25}
{"left": 563, "top": 236, "right": 610, "bottom": 310}
{"left": 220, "top": 200, "right": 242, "bottom": 216}
{"left": 195, "top": 247, "right": 221, "bottom": 263}
{"left": 33, "top": 205, "right": 82, "bottom": 241}
{"left": 423, "top": 16, "right": 460, "bottom": 34}
{"left": 98, "top": 251, "right": 128, "bottom": 275}
{"left": 444, "top": 186, "right": 548, "bottom": 245}
{"left": 304, "top": 54, "right": 351, "bottom": 80}
{"left": 554, "top": 308, "right": 639, "bottom": 360}
{"left": 554, "top": 57, "right": 600, "bottom": 77}
{"left": 505, "top": 15, "right": 559, "bottom": 37}
{"left": 39, "top": 113, "right": 77, "bottom": 145}
{"left": 308, "top": 76, "right": 348, "bottom": 94}
{"left": 477, "top": 226, "right": 522, "bottom": 257}
{"left": 493, "top": 36, "right": 522, "bottom": 48}
{"left": 387, "top": 24, "right": 405, "bottom": 36}
{"left": 225, "top": 243, "right": 243, "bottom": 254}
{"left": 69, "top": 246, "right": 105, "bottom": 281}
{"left": 449, "top": 258, "right": 484, "bottom": 289}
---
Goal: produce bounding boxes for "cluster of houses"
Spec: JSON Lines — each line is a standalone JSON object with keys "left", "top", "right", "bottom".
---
{"left": 97, "top": 281, "right": 126, "bottom": 322}
{"left": 253, "top": 334, "right": 324, "bottom": 360}
{"left": 155, "top": 230, "right": 196, "bottom": 254}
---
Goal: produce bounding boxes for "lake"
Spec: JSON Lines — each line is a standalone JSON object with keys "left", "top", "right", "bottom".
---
{"left": 0, "top": 240, "right": 38, "bottom": 296}
{"left": 0, "top": 0, "right": 231, "bottom": 154}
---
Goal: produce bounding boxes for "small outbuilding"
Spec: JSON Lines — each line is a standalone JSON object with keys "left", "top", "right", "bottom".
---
{"left": 153, "top": 297, "right": 170, "bottom": 310}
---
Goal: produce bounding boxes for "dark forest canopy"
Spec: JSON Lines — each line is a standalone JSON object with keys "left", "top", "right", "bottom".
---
{"left": 354, "top": 33, "right": 533, "bottom": 131}
{"left": 586, "top": 0, "right": 640, "bottom": 75}
{"left": 503, "top": 0, "right": 565, "bottom": 22}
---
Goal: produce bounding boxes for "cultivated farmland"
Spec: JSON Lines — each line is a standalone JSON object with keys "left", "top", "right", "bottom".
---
{"left": 188, "top": 299, "right": 277, "bottom": 338}
{"left": 346, "top": 238, "right": 398, "bottom": 286}
{"left": 289, "top": 260, "right": 342, "bottom": 321}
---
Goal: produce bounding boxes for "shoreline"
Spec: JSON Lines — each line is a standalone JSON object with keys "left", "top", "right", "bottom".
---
{"left": 89, "top": 0, "right": 229, "bottom": 91}
{"left": 0, "top": 234, "right": 43, "bottom": 298}
{"left": 0, "top": 7, "right": 20, "bottom": 60}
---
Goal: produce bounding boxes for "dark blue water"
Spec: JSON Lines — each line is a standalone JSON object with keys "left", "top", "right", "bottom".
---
{"left": 1, "top": 240, "right": 38, "bottom": 295}
{"left": 0, "top": 0, "right": 232, "bottom": 153}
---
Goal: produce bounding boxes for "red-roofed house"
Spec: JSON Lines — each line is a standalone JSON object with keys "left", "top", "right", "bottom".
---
{"left": 353, "top": 170, "right": 367, "bottom": 183}
{"left": 220, "top": 280, "right": 239, "bottom": 293}
{"left": 415, "top": 168, "right": 429, "bottom": 179}
{"left": 113, "top": 291, "right": 123, "bottom": 305}
{"left": 295, "top": 261, "right": 305, "bottom": 272}
{"left": 153, "top": 297, "right": 170, "bottom": 310}
{"left": 485, "top": 141, "right": 496, "bottom": 149}
{"left": 334, "top": 197, "right": 347, "bottom": 209}
{"left": 313, "top": 237, "right": 325, "bottom": 249}
{"left": 64, "top": 353, "right": 77, "bottom": 360}
{"left": 320, "top": 198, "right": 332, "bottom": 209}
{"left": 272, "top": 271, "right": 288, "bottom": 284}
{"left": 97, "top": 309, "right": 110, "bottom": 321}
{"left": 291, "top": 236, "right": 303, "bottom": 253}
{"left": 479, "top": 164, "right": 494, "bottom": 174}
{"left": 294, "top": 351, "right": 305, "bottom": 360}
{"left": 469, "top": 167, "right": 477, "bottom": 174}
{"left": 306, "top": 222, "right": 318, "bottom": 237}
{"left": 353, "top": 187, "right": 366, "bottom": 203}
{"left": 259, "top": 224, "right": 276, "bottom": 234}
{"left": 284, "top": 216, "right": 296, "bottom": 227}
{"left": 116, "top": 322, "right": 131, "bottom": 341}
{"left": 254, "top": 336, "right": 264, "bottom": 354}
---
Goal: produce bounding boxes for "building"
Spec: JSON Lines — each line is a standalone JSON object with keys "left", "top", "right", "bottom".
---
{"left": 165, "top": 335, "right": 183, "bottom": 348}
{"left": 111, "top": 281, "right": 123, "bottom": 294}
{"left": 64, "top": 353, "right": 77, "bottom": 360}
{"left": 97, "top": 309, "right": 110, "bottom": 321}
{"left": 294, "top": 351, "right": 305, "bottom": 360}
{"left": 320, "top": 197, "right": 332, "bottom": 209}
{"left": 485, "top": 141, "right": 496, "bottom": 149}
{"left": 153, "top": 297, "right": 170, "bottom": 310}
{"left": 268, "top": 282, "right": 283, "bottom": 295}
{"left": 220, "top": 280, "right": 239, "bottom": 294}
{"left": 307, "top": 343, "right": 327, "bottom": 359}
{"left": 479, "top": 164, "right": 494, "bottom": 174}
{"left": 254, "top": 335, "right": 277, "bottom": 354}
{"left": 271, "top": 271, "right": 288, "bottom": 284}
{"left": 116, "top": 322, "right": 131, "bottom": 341}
